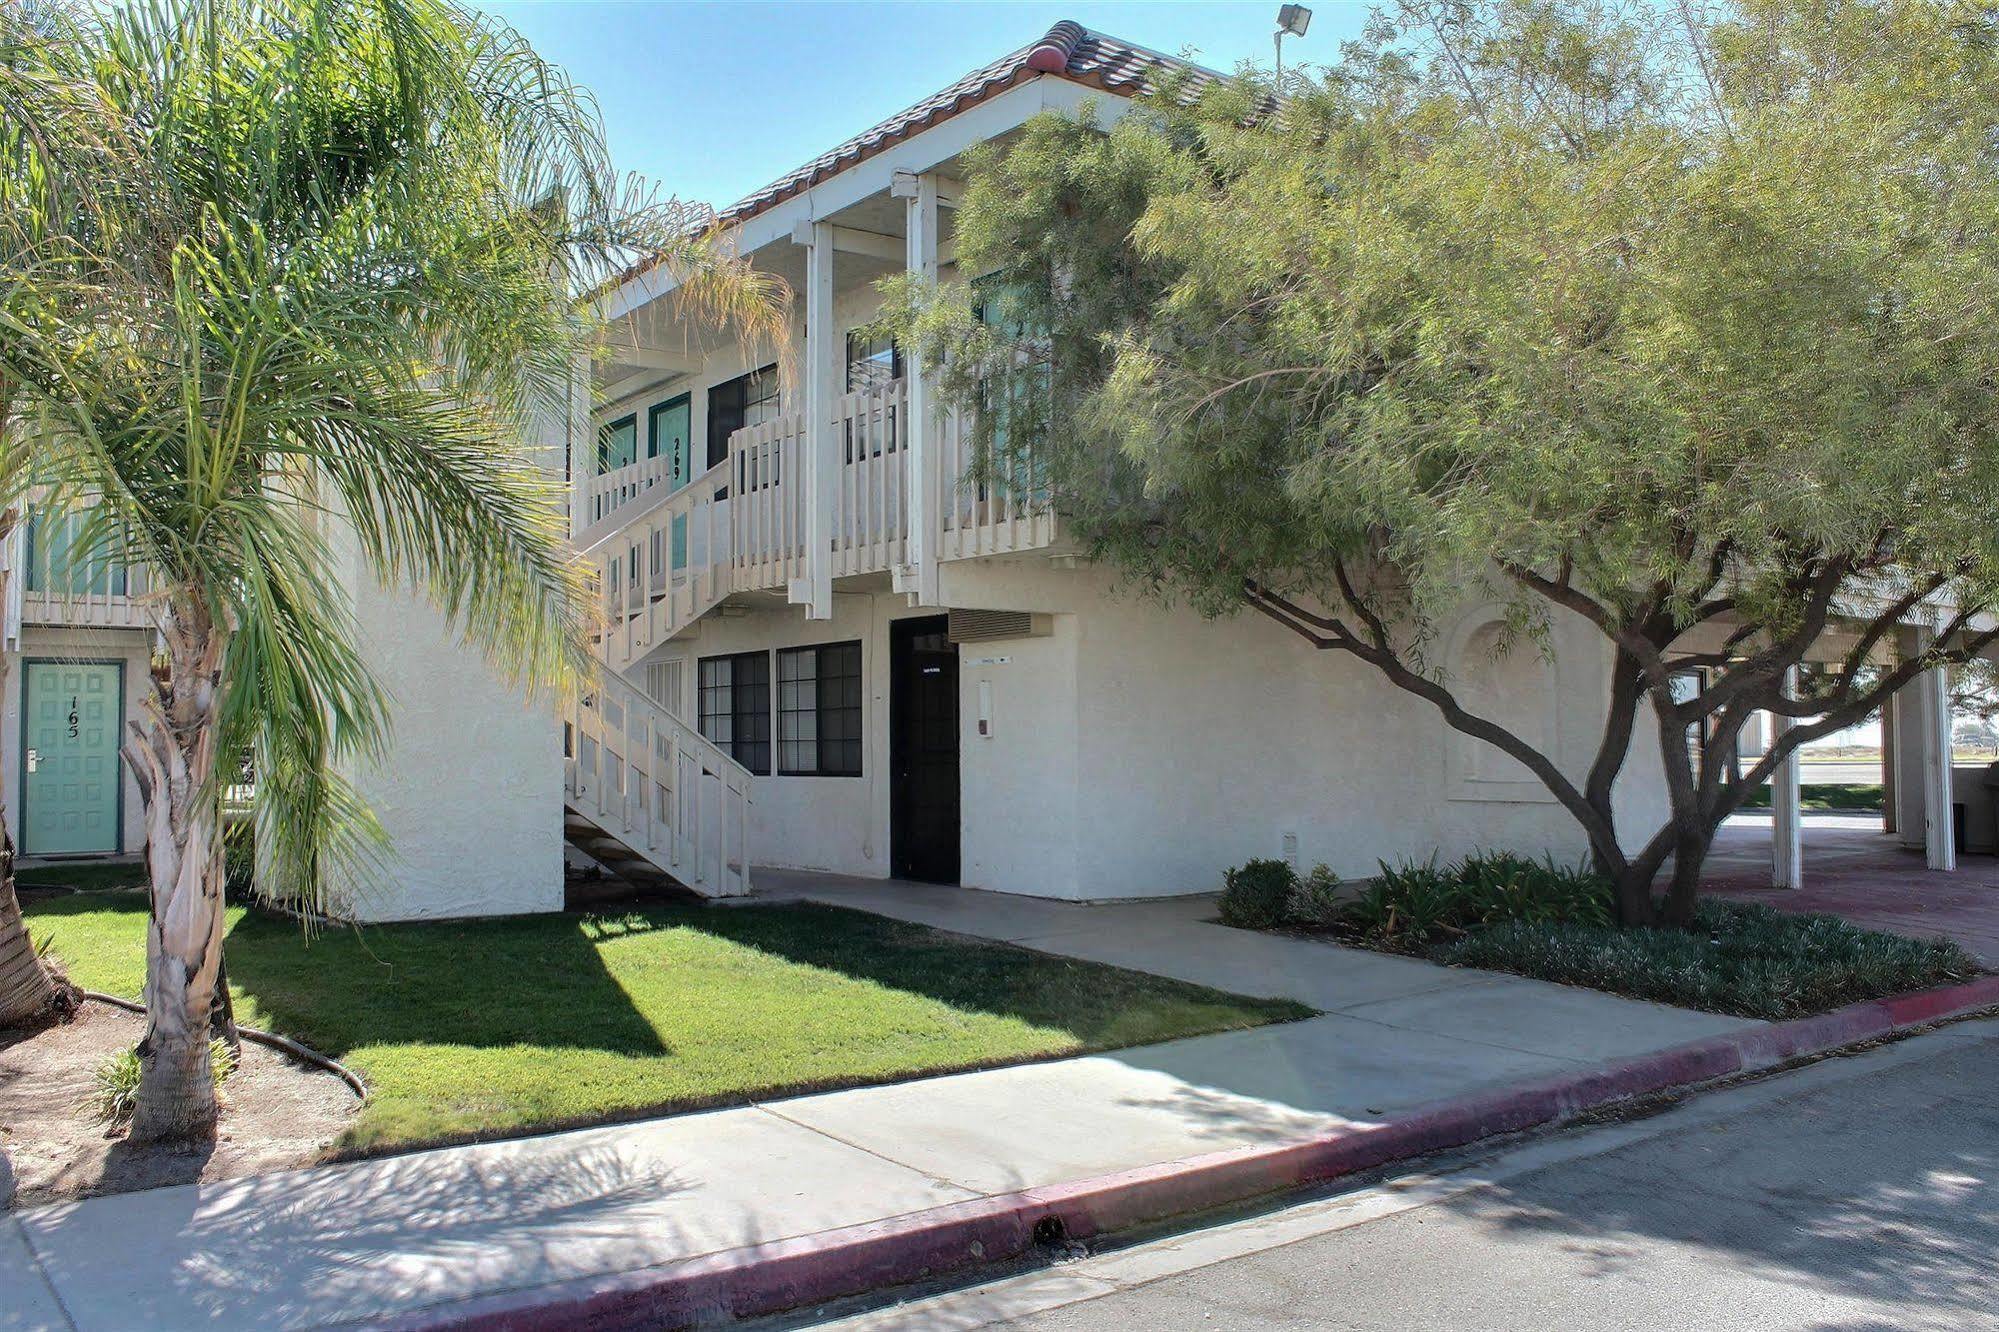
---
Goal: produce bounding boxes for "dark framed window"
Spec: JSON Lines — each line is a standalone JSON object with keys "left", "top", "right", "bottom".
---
{"left": 845, "top": 330, "right": 902, "bottom": 394}
{"left": 777, "top": 642, "right": 863, "bottom": 777}
{"left": 697, "top": 651, "right": 770, "bottom": 775}
{"left": 598, "top": 413, "right": 637, "bottom": 474}
{"left": 844, "top": 330, "right": 902, "bottom": 462}
{"left": 705, "top": 364, "right": 780, "bottom": 468}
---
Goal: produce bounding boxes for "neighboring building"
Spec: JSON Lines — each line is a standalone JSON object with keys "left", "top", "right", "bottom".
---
{"left": 2, "top": 508, "right": 154, "bottom": 863}
{"left": 0, "top": 21, "right": 1971, "bottom": 914}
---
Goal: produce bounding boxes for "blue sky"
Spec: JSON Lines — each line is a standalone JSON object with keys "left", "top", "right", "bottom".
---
{"left": 478, "top": 2, "right": 1373, "bottom": 210}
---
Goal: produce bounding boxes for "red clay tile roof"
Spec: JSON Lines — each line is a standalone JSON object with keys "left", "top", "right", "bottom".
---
{"left": 714, "top": 21, "right": 1216, "bottom": 228}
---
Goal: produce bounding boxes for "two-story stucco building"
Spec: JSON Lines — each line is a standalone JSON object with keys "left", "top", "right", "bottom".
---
{"left": 3, "top": 20, "right": 1975, "bottom": 918}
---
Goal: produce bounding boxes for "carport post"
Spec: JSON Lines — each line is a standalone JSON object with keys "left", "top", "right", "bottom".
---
{"left": 1916, "top": 626, "right": 1957, "bottom": 872}
{"left": 1772, "top": 668, "right": 1804, "bottom": 890}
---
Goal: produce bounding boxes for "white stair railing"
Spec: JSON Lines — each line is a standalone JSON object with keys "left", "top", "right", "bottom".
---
{"left": 574, "top": 453, "right": 677, "bottom": 545}
{"left": 585, "top": 456, "right": 734, "bottom": 673}
{"left": 564, "top": 667, "right": 753, "bottom": 898}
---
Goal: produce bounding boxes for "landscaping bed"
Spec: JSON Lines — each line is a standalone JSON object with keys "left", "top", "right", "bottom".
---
{"left": 18, "top": 891, "right": 1308, "bottom": 1167}
{"left": 1, "top": 1001, "right": 355, "bottom": 1208}
{"left": 1217, "top": 853, "right": 1979, "bottom": 1020}
{"left": 1738, "top": 782, "right": 1884, "bottom": 812}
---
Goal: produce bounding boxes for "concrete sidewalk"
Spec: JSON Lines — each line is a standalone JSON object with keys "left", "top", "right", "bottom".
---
{"left": 4, "top": 880, "right": 1754, "bottom": 1332}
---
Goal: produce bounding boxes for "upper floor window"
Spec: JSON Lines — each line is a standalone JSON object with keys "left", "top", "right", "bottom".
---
{"left": 23, "top": 509, "right": 127, "bottom": 597}
{"left": 706, "top": 364, "right": 780, "bottom": 469}
{"left": 845, "top": 331, "right": 902, "bottom": 394}
{"left": 598, "top": 413, "right": 637, "bottom": 475}
{"left": 845, "top": 331, "right": 903, "bottom": 461}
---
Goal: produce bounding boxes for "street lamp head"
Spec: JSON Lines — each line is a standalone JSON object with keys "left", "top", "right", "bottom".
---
{"left": 1276, "top": 4, "right": 1313, "bottom": 37}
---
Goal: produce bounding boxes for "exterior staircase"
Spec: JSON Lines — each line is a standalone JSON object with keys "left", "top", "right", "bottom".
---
{"left": 555, "top": 371, "right": 1057, "bottom": 898}
{"left": 561, "top": 461, "right": 753, "bottom": 898}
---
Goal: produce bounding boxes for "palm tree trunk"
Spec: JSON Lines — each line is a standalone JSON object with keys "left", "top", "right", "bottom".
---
{"left": 0, "top": 529, "right": 61, "bottom": 1029}
{"left": 0, "top": 824, "right": 58, "bottom": 1028}
{"left": 123, "top": 602, "right": 230, "bottom": 1143}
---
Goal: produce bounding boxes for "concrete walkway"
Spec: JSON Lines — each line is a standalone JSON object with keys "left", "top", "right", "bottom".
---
{"left": 4, "top": 879, "right": 1754, "bottom": 1332}
{"left": 1707, "top": 816, "right": 1999, "bottom": 965}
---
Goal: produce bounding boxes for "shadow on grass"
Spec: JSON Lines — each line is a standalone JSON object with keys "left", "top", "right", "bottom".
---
{"left": 219, "top": 909, "right": 672, "bottom": 1060}
{"left": 668, "top": 901, "right": 1312, "bottom": 1046}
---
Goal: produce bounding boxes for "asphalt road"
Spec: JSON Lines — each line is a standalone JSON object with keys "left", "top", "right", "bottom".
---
{"left": 818, "top": 1019, "right": 1999, "bottom": 1332}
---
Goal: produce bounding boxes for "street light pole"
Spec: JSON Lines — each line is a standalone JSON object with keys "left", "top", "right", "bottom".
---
{"left": 1273, "top": 4, "right": 1312, "bottom": 87}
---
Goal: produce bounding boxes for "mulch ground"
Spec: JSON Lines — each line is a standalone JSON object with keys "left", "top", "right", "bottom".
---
{"left": 1, "top": 1001, "right": 357, "bottom": 1209}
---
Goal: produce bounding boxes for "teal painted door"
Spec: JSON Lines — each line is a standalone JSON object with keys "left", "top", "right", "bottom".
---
{"left": 22, "top": 661, "right": 123, "bottom": 855}
{"left": 650, "top": 395, "right": 693, "bottom": 569}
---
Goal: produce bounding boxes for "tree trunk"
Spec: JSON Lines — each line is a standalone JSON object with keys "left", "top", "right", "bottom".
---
{"left": 0, "top": 534, "right": 62, "bottom": 1028}
{"left": 1659, "top": 825, "right": 1715, "bottom": 927}
{"left": 124, "top": 604, "right": 230, "bottom": 1144}
{"left": 0, "top": 822, "right": 59, "bottom": 1028}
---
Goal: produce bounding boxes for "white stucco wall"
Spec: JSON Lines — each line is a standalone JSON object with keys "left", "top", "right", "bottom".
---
{"left": 636, "top": 560, "right": 1672, "bottom": 902}
{"left": 331, "top": 562, "right": 564, "bottom": 921}
{"left": 2, "top": 625, "right": 153, "bottom": 859}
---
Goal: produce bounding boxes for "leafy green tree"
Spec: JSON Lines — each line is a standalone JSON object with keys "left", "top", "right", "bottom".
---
{"left": 885, "top": 0, "right": 1999, "bottom": 926}
{"left": 0, "top": 0, "right": 782, "bottom": 1138}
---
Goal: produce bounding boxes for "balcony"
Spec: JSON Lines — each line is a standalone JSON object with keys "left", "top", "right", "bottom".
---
{"left": 582, "top": 377, "right": 1057, "bottom": 669}
{"left": 3, "top": 506, "right": 157, "bottom": 638}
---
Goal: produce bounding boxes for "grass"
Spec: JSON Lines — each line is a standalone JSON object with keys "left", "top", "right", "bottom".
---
{"left": 1738, "top": 783, "right": 1884, "bottom": 812}
{"left": 1437, "top": 900, "right": 1976, "bottom": 1020}
{"left": 24, "top": 892, "right": 1310, "bottom": 1154}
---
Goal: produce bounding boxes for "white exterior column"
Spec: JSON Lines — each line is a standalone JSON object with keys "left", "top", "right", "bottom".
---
{"left": 1916, "top": 626, "right": 1957, "bottom": 870}
{"left": 795, "top": 219, "right": 837, "bottom": 618}
{"left": 565, "top": 348, "right": 592, "bottom": 541}
{"left": 1771, "top": 675, "right": 1803, "bottom": 890}
{"left": 896, "top": 170, "right": 943, "bottom": 607}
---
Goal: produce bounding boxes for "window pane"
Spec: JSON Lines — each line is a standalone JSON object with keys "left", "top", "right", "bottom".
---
{"left": 777, "top": 647, "right": 818, "bottom": 774}
{"left": 698, "top": 656, "right": 734, "bottom": 748}
{"left": 733, "top": 650, "right": 770, "bottom": 776}
{"left": 845, "top": 330, "right": 900, "bottom": 394}
{"left": 818, "top": 642, "right": 863, "bottom": 776}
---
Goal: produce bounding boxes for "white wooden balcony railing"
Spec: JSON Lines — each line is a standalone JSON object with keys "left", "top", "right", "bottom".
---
{"left": 1, "top": 505, "right": 158, "bottom": 634}
{"left": 580, "top": 375, "right": 1056, "bottom": 673}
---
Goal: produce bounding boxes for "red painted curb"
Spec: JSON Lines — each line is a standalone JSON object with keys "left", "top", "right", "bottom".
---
{"left": 389, "top": 973, "right": 1999, "bottom": 1332}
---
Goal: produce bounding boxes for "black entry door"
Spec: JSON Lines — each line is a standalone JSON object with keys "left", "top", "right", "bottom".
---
{"left": 891, "top": 615, "right": 960, "bottom": 883}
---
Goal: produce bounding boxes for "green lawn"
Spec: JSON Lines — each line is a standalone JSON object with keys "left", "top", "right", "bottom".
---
{"left": 25, "top": 892, "right": 1309, "bottom": 1154}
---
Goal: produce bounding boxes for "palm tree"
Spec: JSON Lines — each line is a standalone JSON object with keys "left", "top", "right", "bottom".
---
{"left": 3, "top": 0, "right": 785, "bottom": 1138}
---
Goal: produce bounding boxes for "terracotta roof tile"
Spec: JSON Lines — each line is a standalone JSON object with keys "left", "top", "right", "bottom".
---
{"left": 713, "top": 21, "right": 1216, "bottom": 228}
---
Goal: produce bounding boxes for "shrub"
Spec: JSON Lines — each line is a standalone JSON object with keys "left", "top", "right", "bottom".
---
{"left": 1343, "top": 856, "right": 1464, "bottom": 945}
{"left": 1453, "top": 851, "right": 1614, "bottom": 929}
{"left": 1337, "top": 851, "right": 1613, "bottom": 945}
{"left": 1289, "top": 863, "right": 1346, "bottom": 927}
{"left": 87, "top": 1038, "right": 239, "bottom": 1126}
{"left": 1218, "top": 859, "right": 1297, "bottom": 929}
{"left": 1437, "top": 900, "right": 1977, "bottom": 1020}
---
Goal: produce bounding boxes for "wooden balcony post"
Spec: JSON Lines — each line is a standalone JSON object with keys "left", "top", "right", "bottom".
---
{"left": 568, "top": 347, "right": 592, "bottom": 541}
{"left": 795, "top": 218, "right": 837, "bottom": 618}
{"left": 895, "top": 169, "right": 943, "bottom": 606}
{"left": 1916, "top": 623, "right": 1957, "bottom": 871}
